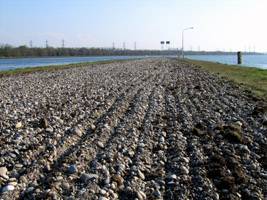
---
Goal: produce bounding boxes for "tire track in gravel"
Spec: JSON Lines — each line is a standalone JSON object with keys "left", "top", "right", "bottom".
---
{"left": 23, "top": 73, "right": 136, "bottom": 162}
{"left": 1, "top": 76, "right": 140, "bottom": 198}
{"left": 5, "top": 66, "right": 152, "bottom": 200}
{"left": 139, "top": 83, "right": 166, "bottom": 199}
{"left": 50, "top": 86, "right": 148, "bottom": 199}
{"left": 118, "top": 66, "right": 169, "bottom": 200}
{"left": 76, "top": 82, "right": 155, "bottom": 199}
{"left": 85, "top": 67, "right": 169, "bottom": 199}
{"left": 0, "top": 64, "right": 128, "bottom": 172}
{"left": 20, "top": 71, "right": 157, "bottom": 199}
{"left": 173, "top": 68, "right": 222, "bottom": 199}
{"left": 118, "top": 88, "right": 159, "bottom": 199}
{"left": 164, "top": 86, "right": 190, "bottom": 200}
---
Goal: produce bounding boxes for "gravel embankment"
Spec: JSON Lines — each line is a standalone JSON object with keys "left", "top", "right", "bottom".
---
{"left": 0, "top": 58, "right": 266, "bottom": 200}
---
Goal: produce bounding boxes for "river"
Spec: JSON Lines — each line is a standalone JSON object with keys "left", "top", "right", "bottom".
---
{"left": 0, "top": 54, "right": 267, "bottom": 71}
{"left": 0, "top": 56, "right": 152, "bottom": 71}
{"left": 186, "top": 54, "right": 267, "bottom": 69}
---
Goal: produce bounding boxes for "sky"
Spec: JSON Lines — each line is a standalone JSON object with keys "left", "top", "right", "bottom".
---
{"left": 0, "top": 0, "right": 267, "bottom": 52}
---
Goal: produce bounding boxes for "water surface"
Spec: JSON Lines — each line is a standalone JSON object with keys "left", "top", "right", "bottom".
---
{"left": 186, "top": 54, "right": 267, "bottom": 69}
{"left": 0, "top": 56, "right": 152, "bottom": 71}
{"left": 0, "top": 54, "right": 267, "bottom": 71}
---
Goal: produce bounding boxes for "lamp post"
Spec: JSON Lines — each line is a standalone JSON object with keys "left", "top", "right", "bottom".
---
{"left": 182, "top": 27, "right": 194, "bottom": 59}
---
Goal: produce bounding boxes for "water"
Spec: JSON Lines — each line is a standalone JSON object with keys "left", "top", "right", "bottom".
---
{"left": 186, "top": 54, "right": 267, "bottom": 69}
{"left": 0, "top": 54, "right": 267, "bottom": 71}
{"left": 0, "top": 56, "right": 153, "bottom": 71}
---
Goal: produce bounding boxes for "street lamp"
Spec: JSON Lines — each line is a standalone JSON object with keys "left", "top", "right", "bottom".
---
{"left": 182, "top": 27, "right": 194, "bottom": 59}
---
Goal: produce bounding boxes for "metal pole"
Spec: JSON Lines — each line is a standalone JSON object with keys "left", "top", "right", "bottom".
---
{"left": 182, "top": 27, "right": 194, "bottom": 59}
{"left": 182, "top": 30, "right": 184, "bottom": 59}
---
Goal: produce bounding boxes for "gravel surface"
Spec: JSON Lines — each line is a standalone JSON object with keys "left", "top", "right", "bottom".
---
{"left": 0, "top": 58, "right": 266, "bottom": 200}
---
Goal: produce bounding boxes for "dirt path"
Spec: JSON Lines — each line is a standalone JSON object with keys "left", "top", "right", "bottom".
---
{"left": 0, "top": 58, "right": 266, "bottom": 200}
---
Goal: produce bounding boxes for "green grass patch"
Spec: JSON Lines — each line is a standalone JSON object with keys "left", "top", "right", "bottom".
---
{"left": 186, "top": 59, "right": 267, "bottom": 100}
{"left": 0, "top": 59, "right": 132, "bottom": 77}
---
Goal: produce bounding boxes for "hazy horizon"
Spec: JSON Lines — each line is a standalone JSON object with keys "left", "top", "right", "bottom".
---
{"left": 1, "top": 0, "right": 267, "bottom": 52}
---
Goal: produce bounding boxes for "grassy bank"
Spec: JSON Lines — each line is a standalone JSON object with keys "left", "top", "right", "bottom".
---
{"left": 187, "top": 59, "right": 267, "bottom": 100}
{"left": 0, "top": 59, "right": 131, "bottom": 77}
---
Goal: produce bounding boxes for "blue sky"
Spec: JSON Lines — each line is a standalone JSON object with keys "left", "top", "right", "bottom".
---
{"left": 0, "top": 0, "right": 266, "bottom": 52}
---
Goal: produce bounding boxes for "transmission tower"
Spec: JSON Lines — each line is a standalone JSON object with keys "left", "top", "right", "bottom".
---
{"left": 29, "top": 40, "right": 33, "bottom": 48}
{"left": 62, "top": 39, "right": 65, "bottom": 48}
{"left": 134, "top": 42, "right": 137, "bottom": 50}
{"left": 123, "top": 42, "right": 126, "bottom": 50}
{"left": 45, "top": 40, "right": 48, "bottom": 48}
{"left": 112, "top": 42, "right": 115, "bottom": 49}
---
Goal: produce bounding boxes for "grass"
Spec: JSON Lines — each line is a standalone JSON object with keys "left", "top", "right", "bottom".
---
{"left": 0, "top": 59, "right": 131, "bottom": 77}
{"left": 186, "top": 59, "right": 267, "bottom": 100}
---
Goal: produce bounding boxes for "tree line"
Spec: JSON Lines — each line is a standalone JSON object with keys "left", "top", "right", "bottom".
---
{"left": 0, "top": 45, "right": 180, "bottom": 58}
{"left": 0, "top": 45, "right": 261, "bottom": 58}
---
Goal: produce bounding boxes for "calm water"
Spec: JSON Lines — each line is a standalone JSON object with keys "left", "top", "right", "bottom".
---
{"left": 186, "top": 54, "right": 267, "bottom": 69}
{"left": 0, "top": 54, "right": 267, "bottom": 71}
{"left": 0, "top": 56, "right": 153, "bottom": 71}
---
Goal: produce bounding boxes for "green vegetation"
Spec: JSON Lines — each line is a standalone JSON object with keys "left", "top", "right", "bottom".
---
{"left": 0, "top": 59, "right": 130, "bottom": 77}
{"left": 187, "top": 59, "right": 267, "bottom": 100}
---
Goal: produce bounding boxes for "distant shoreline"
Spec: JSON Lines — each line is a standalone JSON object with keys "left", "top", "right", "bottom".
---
{"left": 0, "top": 52, "right": 265, "bottom": 59}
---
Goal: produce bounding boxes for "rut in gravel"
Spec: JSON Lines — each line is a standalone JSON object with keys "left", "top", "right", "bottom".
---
{"left": 0, "top": 58, "right": 266, "bottom": 200}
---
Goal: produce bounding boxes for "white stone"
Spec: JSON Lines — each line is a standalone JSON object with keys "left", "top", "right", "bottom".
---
{"left": 1, "top": 184, "right": 15, "bottom": 192}
{"left": 15, "top": 122, "right": 22, "bottom": 129}
{"left": 138, "top": 170, "right": 145, "bottom": 180}
{"left": 137, "top": 191, "right": 146, "bottom": 200}
{"left": 0, "top": 167, "right": 8, "bottom": 179}
{"left": 170, "top": 174, "right": 177, "bottom": 180}
{"left": 97, "top": 141, "right": 104, "bottom": 148}
{"left": 73, "top": 127, "right": 82, "bottom": 136}
{"left": 180, "top": 166, "right": 189, "bottom": 175}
